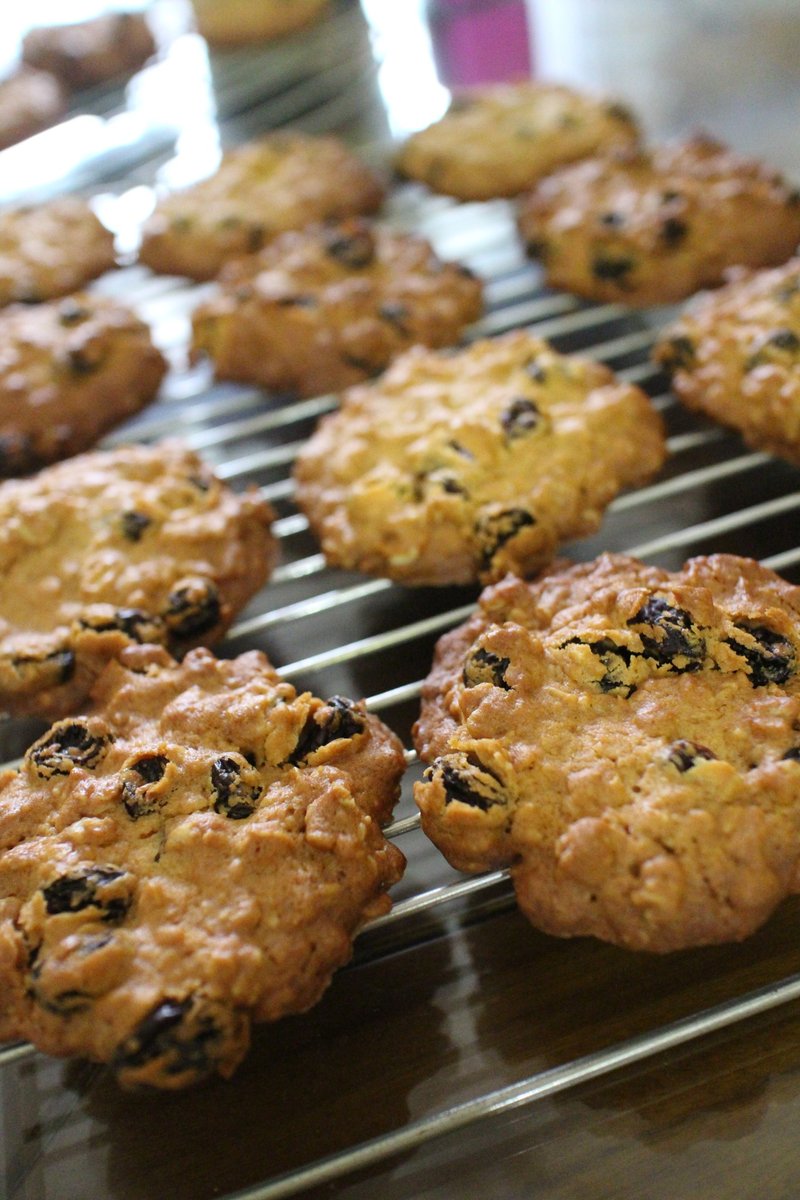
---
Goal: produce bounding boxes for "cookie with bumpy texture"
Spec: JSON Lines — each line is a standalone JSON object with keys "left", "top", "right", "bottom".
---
{"left": 518, "top": 135, "right": 800, "bottom": 306}
{"left": 654, "top": 257, "right": 800, "bottom": 464}
{"left": 191, "top": 218, "right": 483, "bottom": 397}
{"left": 0, "top": 643, "right": 406, "bottom": 1088}
{"left": 0, "top": 67, "right": 67, "bottom": 151}
{"left": 191, "top": 0, "right": 329, "bottom": 45}
{"left": 0, "top": 293, "right": 167, "bottom": 476}
{"left": 0, "top": 442, "right": 276, "bottom": 719}
{"left": 396, "top": 82, "right": 638, "bottom": 201}
{"left": 21, "top": 13, "right": 156, "bottom": 91}
{"left": 293, "top": 332, "right": 666, "bottom": 586}
{"left": 0, "top": 199, "right": 116, "bottom": 308}
{"left": 139, "top": 134, "right": 385, "bottom": 281}
{"left": 414, "top": 553, "right": 800, "bottom": 952}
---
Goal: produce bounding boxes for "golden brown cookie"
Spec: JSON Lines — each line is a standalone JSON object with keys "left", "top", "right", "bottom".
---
{"left": 191, "top": 0, "right": 330, "bottom": 45}
{"left": 0, "top": 66, "right": 67, "bottom": 150}
{"left": 654, "top": 257, "right": 800, "bottom": 464}
{"left": 0, "top": 293, "right": 166, "bottom": 476}
{"left": 414, "top": 552, "right": 800, "bottom": 953}
{"left": 0, "top": 643, "right": 405, "bottom": 1088}
{"left": 518, "top": 135, "right": 800, "bottom": 306}
{"left": 396, "top": 82, "right": 638, "bottom": 201}
{"left": 294, "top": 332, "right": 666, "bottom": 586}
{"left": 139, "top": 134, "right": 385, "bottom": 281}
{"left": 21, "top": 13, "right": 156, "bottom": 91}
{"left": 0, "top": 441, "right": 276, "bottom": 719}
{"left": 0, "top": 198, "right": 116, "bottom": 308}
{"left": 191, "top": 218, "right": 483, "bottom": 397}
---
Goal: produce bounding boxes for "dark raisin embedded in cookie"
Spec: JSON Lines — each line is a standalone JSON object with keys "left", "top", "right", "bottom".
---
{"left": 726, "top": 623, "right": 795, "bottom": 686}
{"left": 591, "top": 252, "right": 635, "bottom": 283}
{"left": 325, "top": 225, "right": 376, "bottom": 269}
{"left": 120, "top": 511, "right": 152, "bottom": 542}
{"left": 463, "top": 647, "right": 511, "bottom": 690}
{"left": 628, "top": 597, "right": 706, "bottom": 668}
{"left": 425, "top": 751, "right": 508, "bottom": 811}
{"left": 210, "top": 755, "right": 262, "bottom": 819}
{"left": 41, "top": 867, "right": 134, "bottom": 922}
{"left": 79, "top": 609, "right": 166, "bottom": 645}
{"left": 658, "top": 335, "right": 696, "bottom": 372}
{"left": 57, "top": 298, "right": 91, "bottom": 326}
{"left": 112, "top": 995, "right": 245, "bottom": 1090}
{"left": 501, "top": 397, "right": 541, "bottom": 438}
{"left": 163, "top": 580, "right": 222, "bottom": 642}
{"left": 120, "top": 754, "right": 169, "bottom": 820}
{"left": 9, "top": 648, "right": 76, "bottom": 688}
{"left": 28, "top": 721, "right": 111, "bottom": 778}
{"left": 562, "top": 634, "right": 638, "bottom": 697}
{"left": 660, "top": 216, "right": 689, "bottom": 246}
{"left": 476, "top": 508, "right": 537, "bottom": 570}
{"left": 289, "top": 697, "right": 367, "bottom": 764}
{"left": 665, "top": 739, "right": 717, "bottom": 771}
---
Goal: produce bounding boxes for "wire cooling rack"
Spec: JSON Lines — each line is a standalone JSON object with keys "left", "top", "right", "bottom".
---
{"left": 3, "top": 4, "right": 800, "bottom": 1198}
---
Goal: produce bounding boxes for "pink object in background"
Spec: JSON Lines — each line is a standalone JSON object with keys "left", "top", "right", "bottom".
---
{"left": 427, "top": 0, "right": 531, "bottom": 88}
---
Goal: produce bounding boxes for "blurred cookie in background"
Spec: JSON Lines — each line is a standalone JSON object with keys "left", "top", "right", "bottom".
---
{"left": 0, "top": 66, "right": 67, "bottom": 151}
{"left": 21, "top": 12, "right": 156, "bottom": 92}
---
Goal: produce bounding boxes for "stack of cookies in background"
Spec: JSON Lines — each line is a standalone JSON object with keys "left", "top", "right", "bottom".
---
{"left": 0, "top": 5, "right": 799, "bottom": 1174}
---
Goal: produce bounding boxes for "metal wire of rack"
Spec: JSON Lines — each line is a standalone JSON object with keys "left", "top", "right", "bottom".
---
{"left": 3, "top": 4, "right": 800, "bottom": 1199}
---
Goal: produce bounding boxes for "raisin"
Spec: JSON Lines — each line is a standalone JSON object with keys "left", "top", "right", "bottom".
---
{"left": 425, "top": 751, "right": 507, "bottom": 811}
{"left": 121, "top": 754, "right": 169, "bottom": 820}
{"left": 599, "top": 211, "right": 625, "bottom": 228}
{"left": 163, "top": 580, "right": 221, "bottom": 641}
{"left": 665, "top": 739, "right": 717, "bottom": 772}
{"left": 591, "top": 253, "right": 635, "bottom": 283}
{"left": 289, "top": 696, "right": 366, "bottom": 764}
{"left": 766, "top": 329, "right": 800, "bottom": 352}
{"left": 782, "top": 746, "right": 800, "bottom": 761}
{"left": 628, "top": 597, "right": 705, "bottom": 668}
{"left": 447, "top": 440, "right": 474, "bottom": 459}
{"left": 67, "top": 345, "right": 105, "bottom": 375}
{"left": 0, "top": 432, "right": 37, "bottom": 477}
{"left": 275, "top": 294, "right": 317, "bottom": 308}
{"left": 79, "top": 608, "right": 165, "bottom": 644}
{"left": 475, "top": 508, "right": 536, "bottom": 569}
{"left": 725, "top": 623, "right": 795, "bottom": 687}
{"left": 606, "top": 101, "right": 634, "bottom": 124}
{"left": 341, "top": 352, "right": 383, "bottom": 377}
{"left": 462, "top": 647, "right": 511, "bottom": 690}
{"left": 28, "top": 981, "right": 92, "bottom": 1015}
{"left": 120, "top": 511, "right": 152, "bottom": 542}
{"left": 57, "top": 298, "right": 90, "bottom": 326}
{"left": 189, "top": 472, "right": 212, "bottom": 493}
{"left": 660, "top": 216, "right": 688, "bottom": 246}
{"left": 246, "top": 224, "right": 266, "bottom": 252}
{"left": 525, "top": 239, "right": 548, "bottom": 260}
{"left": 562, "top": 635, "right": 638, "bottom": 697}
{"left": 660, "top": 335, "right": 696, "bottom": 371}
{"left": 28, "top": 721, "right": 110, "bottom": 778}
{"left": 501, "top": 397, "right": 540, "bottom": 438}
{"left": 112, "top": 996, "right": 237, "bottom": 1087}
{"left": 325, "top": 227, "right": 375, "bottom": 269}
{"left": 210, "top": 755, "right": 262, "bottom": 819}
{"left": 524, "top": 359, "right": 547, "bottom": 383}
{"left": 42, "top": 867, "right": 133, "bottom": 923}
{"left": 378, "top": 302, "right": 411, "bottom": 335}
{"left": 9, "top": 648, "right": 75, "bottom": 687}
{"left": 661, "top": 190, "right": 682, "bottom": 204}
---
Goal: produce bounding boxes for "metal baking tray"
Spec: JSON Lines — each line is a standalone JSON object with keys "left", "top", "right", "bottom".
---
{"left": 3, "top": 4, "right": 800, "bottom": 1197}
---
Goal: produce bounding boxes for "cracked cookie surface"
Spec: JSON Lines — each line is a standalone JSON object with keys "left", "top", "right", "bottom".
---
{"left": 396, "top": 81, "right": 638, "bottom": 201}
{"left": 518, "top": 135, "right": 800, "bottom": 306}
{"left": 191, "top": 218, "right": 483, "bottom": 397}
{"left": 0, "top": 199, "right": 116, "bottom": 308}
{"left": 293, "top": 332, "right": 665, "bottom": 586}
{"left": 0, "top": 441, "right": 276, "bottom": 718}
{"left": 655, "top": 257, "right": 800, "bottom": 464}
{"left": 0, "top": 644, "right": 405, "bottom": 1087}
{"left": 0, "top": 293, "right": 166, "bottom": 475}
{"left": 139, "top": 133, "right": 385, "bottom": 281}
{"left": 414, "top": 553, "right": 800, "bottom": 951}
